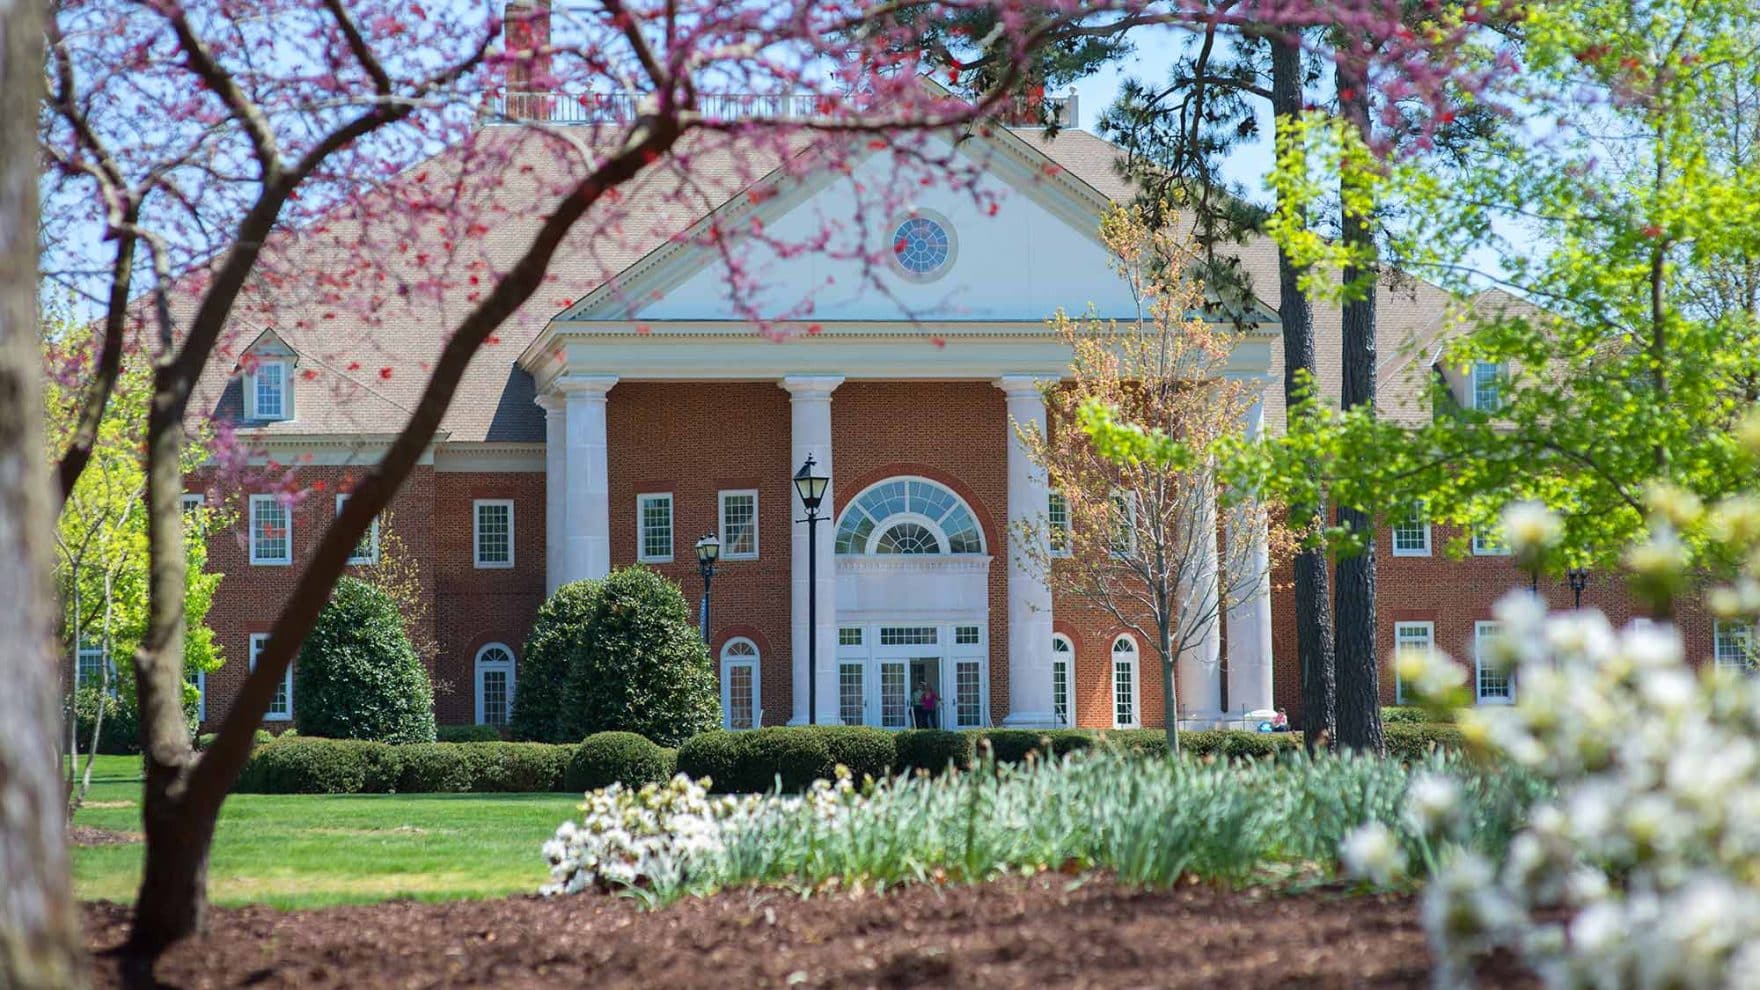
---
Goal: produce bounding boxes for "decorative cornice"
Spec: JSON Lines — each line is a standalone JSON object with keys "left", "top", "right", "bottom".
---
{"left": 836, "top": 555, "right": 994, "bottom": 574}
{"left": 554, "top": 374, "right": 619, "bottom": 398}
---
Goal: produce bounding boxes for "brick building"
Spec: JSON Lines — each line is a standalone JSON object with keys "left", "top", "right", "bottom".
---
{"left": 187, "top": 101, "right": 1733, "bottom": 736}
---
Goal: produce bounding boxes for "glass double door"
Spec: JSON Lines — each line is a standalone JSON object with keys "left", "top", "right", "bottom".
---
{"left": 838, "top": 622, "right": 987, "bottom": 729}
{"left": 876, "top": 657, "right": 943, "bottom": 729}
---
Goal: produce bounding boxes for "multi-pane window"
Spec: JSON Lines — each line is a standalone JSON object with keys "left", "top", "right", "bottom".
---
{"left": 475, "top": 644, "right": 516, "bottom": 726}
{"left": 638, "top": 493, "right": 673, "bottom": 562}
{"left": 839, "top": 663, "right": 865, "bottom": 725}
{"left": 838, "top": 627, "right": 863, "bottom": 647}
{"left": 194, "top": 669, "right": 206, "bottom": 723}
{"left": 76, "top": 641, "right": 108, "bottom": 690}
{"left": 879, "top": 626, "right": 937, "bottom": 646}
{"left": 336, "top": 494, "right": 380, "bottom": 566}
{"left": 719, "top": 490, "right": 758, "bottom": 559}
{"left": 1392, "top": 502, "right": 1431, "bottom": 556}
{"left": 1392, "top": 622, "right": 1435, "bottom": 704}
{"left": 1052, "top": 635, "right": 1073, "bottom": 726}
{"left": 251, "top": 633, "right": 293, "bottom": 720}
{"left": 1472, "top": 360, "right": 1505, "bottom": 412}
{"left": 249, "top": 495, "right": 292, "bottom": 565}
{"left": 1475, "top": 621, "right": 1512, "bottom": 704}
{"left": 1109, "top": 491, "right": 1138, "bottom": 557}
{"left": 721, "top": 639, "right": 759, "bottom": 730}
{"left": 1112, "top": 636, "right": 1139, "bottom": 728}
{"left": 1048, "top": 491, "right": 1072, "bottom": 557}
{"left": 180, "top": 493, "right": 206, "bottom": 515}
{"left": 474, "top": 500, "right": 514, "bottom": 568}
{"left": 253, "top": 361, "right": 287, "bottom": 420}
{"left": 954, "top": 625, "right": 980, "bottom": 645}
{"left": 1472, "top": 517, "right": 1511, "bottom": 556}
{"left": 879, "top": 664, "right": 908, "bottom": 728}
{"left": 954, "top": 660, "right": 982, "bottom": 728}
{"left": 1715, "top": 620, "right": 1757, "bottom": 672}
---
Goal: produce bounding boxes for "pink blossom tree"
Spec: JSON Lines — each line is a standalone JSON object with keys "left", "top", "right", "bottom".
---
{"left": 18, "top": 0, "right": 1497, "bottom": 976}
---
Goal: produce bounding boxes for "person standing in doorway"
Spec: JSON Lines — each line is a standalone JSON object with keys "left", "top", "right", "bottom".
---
{"left": 912, "top": 680, "right": 939, "bottom": 729}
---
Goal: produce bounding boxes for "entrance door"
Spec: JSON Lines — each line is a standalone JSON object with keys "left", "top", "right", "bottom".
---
{"left": 909, "top": 657, "right": 942, "bottom": 728}
{"left": 878, "top": 660, "right": 909, "bottom": 728}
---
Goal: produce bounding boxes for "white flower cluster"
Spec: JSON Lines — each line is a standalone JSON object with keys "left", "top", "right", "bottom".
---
{"left": 1351, "top": 581, "right": 1760, "bottom": 989}
{"left": 541, "top": 767, "right": 861, "bottom": 896}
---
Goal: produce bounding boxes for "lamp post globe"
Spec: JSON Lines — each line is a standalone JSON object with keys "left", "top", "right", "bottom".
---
{"left": 695, "top": 533, "right": 720, "bottom": 643}
{"left": 1567, "top": 566, "right": 1590, "bottom": 609}
{"left": 794, "top": 454, "right": 829, "bottom": 724}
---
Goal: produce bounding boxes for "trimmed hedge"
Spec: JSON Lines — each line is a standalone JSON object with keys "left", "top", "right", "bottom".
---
{"left": 816, "top": 726, "right": 897, "bottom": 783}
{"left": 234, "top": 737, "right": 575, "bottom": 794}
{"left": 567, "top": 732, "right": 676, "bottom": 792}
{"left": 732, "top": 727, "right": 834, "bottom": 793}
{"left": 437, "top": 724, "right": 504, "bottom": 743}
{"left": 1385, "top": 723, "right": 1464, "bottom": 761}
{"left": 678, "top": 726, "right": 900, "bottom": 793}
{"left": 895, "top": 730, "right": 973, "bottom": 774}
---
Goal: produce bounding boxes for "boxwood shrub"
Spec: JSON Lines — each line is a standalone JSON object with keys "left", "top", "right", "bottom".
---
{"left": 293, "top": 577, "right": 436, "bottom": 744}
{"left": 675, "top": 731, "right": 743, "bottom": 791}
{"left": 895, "top": 729, "right": 973, "bottom": 774}
{"left": 566, "top": 731, "right": 677, "bottom": 792}
{"left": 1385, "top": 723, "right": 1465, "bottom": 761}
{"left": 436, "top": 724, "right": 504, "bottom": 743}
{"left": 811, "top": 725, "right": 898, "bottom": 782}
{"left": 234, "top": 737, "right": 577, "bottom": 794}
{"left": 970, "top": 728, "right": 1098, "bottom": 764}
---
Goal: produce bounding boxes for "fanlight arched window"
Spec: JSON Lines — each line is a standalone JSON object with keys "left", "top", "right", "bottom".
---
{"left": 475, "top": 643, "right": 517, "bottom": 727}
{"left": 721, "top": 638, "right": 761, "bottom": 730}
{"left": 1111, "top": 635, "right": 1139, "bottom": 729}
{"left": 834, "top": 478, "right": 984, "bottom": 556}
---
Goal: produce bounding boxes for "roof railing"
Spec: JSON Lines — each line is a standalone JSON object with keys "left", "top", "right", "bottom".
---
{"left": 487, "top": 90, "right": 1077, "bottom": 128}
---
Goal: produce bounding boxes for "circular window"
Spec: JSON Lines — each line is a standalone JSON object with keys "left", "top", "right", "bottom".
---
{"left": 888, "top": 211, "right": 955, "bottom": 281}
{"left": 874, "top": 521, "right": 942, "bottom": 554}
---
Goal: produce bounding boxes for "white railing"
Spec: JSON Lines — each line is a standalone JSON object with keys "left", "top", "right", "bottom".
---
{"left": 489, "top": 90, "right": 1077, "bottom": 128}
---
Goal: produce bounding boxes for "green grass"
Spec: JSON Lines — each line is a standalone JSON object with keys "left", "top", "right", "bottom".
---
{"left": 69, "top": 755, "right": 577, "bottom": 909}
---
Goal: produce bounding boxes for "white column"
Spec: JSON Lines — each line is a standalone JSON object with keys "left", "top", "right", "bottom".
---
{"left": 558, "top": 375, "right": 617, "bottom": 584}
{"left": 535, "top": 392, "right": 568, "bottom": 595}
{"left": 782, "top": 376, "right": 843, "bottom": 725}
{"left": 997, "top": 376, "right": 1057, "bottom": 728}
{"left": 1178, "top": 474, "right": 1224, "bottom": 721}
{"left": 1225, "top": 397, "right": 1275, "bottom": 715}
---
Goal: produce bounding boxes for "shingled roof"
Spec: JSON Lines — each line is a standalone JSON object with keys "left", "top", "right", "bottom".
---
{"left": 194, "top": 121, "right": 1483, "bottom": 447}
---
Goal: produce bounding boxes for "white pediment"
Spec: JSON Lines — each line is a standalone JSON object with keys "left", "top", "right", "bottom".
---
{"left": 571, "top": 131, "right": 1144, "bottom": 326}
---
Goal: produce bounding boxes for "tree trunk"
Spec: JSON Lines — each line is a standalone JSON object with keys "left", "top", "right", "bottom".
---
{"left": 1272, "top": 34, "right": 1336, "bottom": 753}
{"left": 1159, "top": 620, "right": 1180, "bottom": 757}
{"left": 0, "top": 0, "right": 89, "bottom": 980}
{"left": 1333, "top": 49, "right": 1384, "bottom": 755}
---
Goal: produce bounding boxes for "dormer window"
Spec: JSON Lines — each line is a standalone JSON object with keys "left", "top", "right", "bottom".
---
{"left": 239, "top": 328, "right": 298, "bottom": 422}
{"left": 252, "top": 361, "right": 288, "bottom": 420}
{"left": 1471, "top": 360, "right": 1506, "bottom": 413}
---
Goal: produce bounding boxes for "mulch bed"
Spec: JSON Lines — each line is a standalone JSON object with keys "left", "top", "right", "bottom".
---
{"left": 70, "top": 826, "right": 142, "bottom": 846}
{"left": 85, "top": 876, "right": 1536, "bottom": 989}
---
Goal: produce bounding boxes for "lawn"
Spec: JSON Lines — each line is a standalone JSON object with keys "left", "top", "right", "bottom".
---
{"left": 69, "top": 755, "right": 578, "bottom": 909}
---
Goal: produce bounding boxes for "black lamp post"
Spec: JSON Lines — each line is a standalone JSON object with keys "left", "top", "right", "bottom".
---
{"left": 793, "top": 454, "right": 830, "bottom": 725}
{"left": 1567, "top": 566, "right": 1590, "bottom": 609}
{"left": 695, "top": 533, "right": 720, "bottom": 643}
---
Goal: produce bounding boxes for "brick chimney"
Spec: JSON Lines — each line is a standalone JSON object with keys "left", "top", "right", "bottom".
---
{"left": 503, "top": 0, "right": 552, "bottom": 96}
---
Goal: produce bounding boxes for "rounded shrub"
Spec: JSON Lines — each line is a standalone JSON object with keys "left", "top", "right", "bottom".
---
{"left": 1385, "top": 723, "right": 1465, "bottom": 761}
{"left": 969, "top": 729, "right": 1098, "bottom": 765}
{"left": 737, "top": 727, "right": 834, "bottom": 793}
{"left": 70, "top": 686, "right": 140, "bottom": 755}
{"left": 470, "top": 742, "right": 575, "bottom": 792}
{"left": 234, "top": 738, "right": 402, "bottom": 794}
{"left": 293, "top": 577, "right": 435, "bottom": 744}
{"left": 811, "top": 726, "right": 897, "bottom": 782}
{"left": 566, "top": 731, "right": 676, "bottom": 792}
{"left": 518, "top": 568, "right": 720, "bottom": 746}
{"left": 396, "top": 743, "right": 478, "bottom": 793}
{"left": 437, "top": 724, "right": 503, "bottom": 743}
{"left": 895, "top": 729, "right": 973, "bottom": 774}
{"left": 676, "top": 730, "right": 742, "bottom": 791}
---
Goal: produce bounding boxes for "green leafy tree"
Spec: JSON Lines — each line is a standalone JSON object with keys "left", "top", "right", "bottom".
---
{"left": 515, "top": 568, "right": 720, "bottom": 748}
{"left": 1265, "top": 0, "right": 1760, "bottom": 574}
{"left": 44, "top": 333, "right": 223, "bottom": 802}
{"left": 293, "top": 577, "right": 435, "bottom": 743}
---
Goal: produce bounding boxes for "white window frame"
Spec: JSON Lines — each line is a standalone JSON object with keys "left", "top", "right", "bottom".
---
{"left": 336, "top": 493, "right": 380, "bottom": 566}
{"left": 474, "top": 643, "right": 517, "bottom": 726}
{"left": 245, "top": 359, "right": 293, "bottom": 421}
{"left": 1109, "top": 490, "right": 1139, "bottom": 558}
{"left": 637, "top": 492, "right": 674, "bottom": 563}
{"left": 250, "top": 633, "right": 293, "bottom": 721}
{"left": 718, "top": 489, "right": 759, "bottom": 560}
{"left": 1048, "top": 490, "right": 1072, "bottom": 558}
{"left": 1392, "top": 621, "right": 1435, "bottom": 704}
{"left": 1472, "top": 519, "right": 1511, "bottom": 556}
{"left": 75, "top": 641, "right": 110, "bottom": 691}
{"left": 181, "top": 492, "right": 206, "bottom": 514}
{"left": 1052, "top": 633, "right": 1075, "bottom": 727}
{"left": 1715, "top": 620, "right": 1757, "bottom": 672}
{"left": 1471, "top": 360, "right": 1505, "bottom": 413}
{"left": 473, "top": 499, "right": 515, "bottom": 569}
{"left": 195, "top": 669, "right": 206, "bottom": 723}
{"left": 1111, "top": 634, "right": 1141, "bottom": 729}
{"left": 1391, "top": 501, "right": 1432, "bottom": 557}
{"left": 248, "top": 494, "right": 293, "bottom": 566}
{"left": 719, "top": 637, "right": 761, "bottom": 730}
{"left": 1474, "top": 620, "right": 1513, "bottom": 705}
